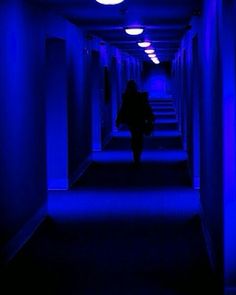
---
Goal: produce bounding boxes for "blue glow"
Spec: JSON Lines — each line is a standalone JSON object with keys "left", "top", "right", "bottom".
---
{"left": 92, "top": 150, "right": 187, "bottom": 163}
{"left": 1, "top": 1, "right": 235, "bottom": 290}
{"left": 48, "top": 189, "right": 200, "bottom": 221}
{"left": 221, "top": 3, "right": 236, "bottom": 284}
{"left": 142, "top": 62, "right": 171, "bottom": 98}
{"left": 91, "top": 51, "right": 102, "bottom": 151}
{"left": 0, "top": 1, "right": 47, "bottom": 245}
{"left": 225, "top": 201, "right": 236, "bottom": 281}
{"left": 46, "top": 38, "right": 68, "bottom": 190}
{"left": 113, "top": 130, "right": 181, "bottom": 138}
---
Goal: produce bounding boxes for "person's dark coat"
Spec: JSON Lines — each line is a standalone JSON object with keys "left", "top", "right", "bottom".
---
{"left": 116, "top": 91, "right": 154, "bottom": 133}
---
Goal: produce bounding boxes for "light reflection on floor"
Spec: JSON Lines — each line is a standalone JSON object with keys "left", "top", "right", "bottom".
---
{"left": 92, "top": 150, "right": 188, "bottom": 163}
{"left": 48, "top": 188, "right": 200, "bottom": 221}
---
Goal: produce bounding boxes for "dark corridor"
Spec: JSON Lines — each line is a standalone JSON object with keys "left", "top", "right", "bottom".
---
{"left": 1, "top": 1, "right": 236, "bottom": 294}
{"left": 1, "top": 99, "right": 216, "bottom": 295}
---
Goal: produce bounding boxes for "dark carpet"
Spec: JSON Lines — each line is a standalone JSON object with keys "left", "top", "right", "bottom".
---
{"left": 0, "top": 99, "right": 218, "bottom": 295}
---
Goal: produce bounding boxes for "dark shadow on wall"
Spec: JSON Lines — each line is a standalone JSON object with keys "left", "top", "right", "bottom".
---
{"left": 101, "top": 66, "right": 113, "bottom": 145}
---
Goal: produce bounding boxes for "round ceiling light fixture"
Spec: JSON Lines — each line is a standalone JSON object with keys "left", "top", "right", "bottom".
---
{"left": 145, "top": 49, "right": 155, "bottom": 54}
{"left": 148, "top": 54, "right": 156, "bottom": 58}
{"left": 151, "top": 57, "right": 160, "bottom": 64}
{"left": 125, "top": 28, "right": 144, "bottom": 36}
{"left": 138, "top": 41, "right": 151, "bottom": 48}
{"left": 96, "top": 0, "right": 124, "bottom": 5}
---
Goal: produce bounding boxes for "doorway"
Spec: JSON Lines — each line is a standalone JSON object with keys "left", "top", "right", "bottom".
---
{"left": 191, "top": 35, "right": 201, "bottom": 189}
{"left": 45, "top": 38, "right": 68, "bottom": 189}
{"left": 90, "top": 50, "right": 102, "bottom": 151}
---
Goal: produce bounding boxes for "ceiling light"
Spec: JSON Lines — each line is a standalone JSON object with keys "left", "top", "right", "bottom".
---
{"left": 125, "top": 28, "right": 144, "bottom": 36}
{"left": 148, "top": 54, "right": 156, "bottom": 58}
{"left": 96, "top": 0, "right": 124, "bottom": 5}
{"left": 145, "top": 49, "right": 155, "bottom": 54}
{"left": 138, "top": 41, "right": 151, "bottom": 48}
{"left": 151, "top": 58, "right": 160, "bottom": 64}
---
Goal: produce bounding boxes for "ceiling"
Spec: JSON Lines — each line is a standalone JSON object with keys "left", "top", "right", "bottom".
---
{"left": 32, "top": 0, "right": 202, "bottom": 62}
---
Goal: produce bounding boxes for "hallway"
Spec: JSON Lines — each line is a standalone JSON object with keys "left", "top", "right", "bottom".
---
{"left": 1, "top": 99, "right": 215, "bottom": 295}
{"left": 1, "top": 1, "right": 236, "bottom": 294}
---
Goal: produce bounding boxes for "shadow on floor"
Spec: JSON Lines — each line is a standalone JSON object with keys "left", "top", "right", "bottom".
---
{"left": 0, "top": 120, "right": 219, "bottom": 294}
{"left": 73, "top": 161, "right": 191, "bottom": 188}
{"left": 1, "top": 214, "right": 217, "bottom": 295}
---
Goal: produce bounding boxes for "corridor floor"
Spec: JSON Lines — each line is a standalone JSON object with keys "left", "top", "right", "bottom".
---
{"left": 1, "top": 100, "right": 216, "bottom": 295}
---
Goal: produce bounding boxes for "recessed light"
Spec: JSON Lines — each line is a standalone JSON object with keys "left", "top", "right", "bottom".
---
{"left": 148, "top": 54, "right": 156, "bottom": 58}
{"left": 96, "top": 0, "right": 124, "bottom": 5}
{"left": 138, "top": 41, "right": 151, "bottom": 48}
{"left": 125, "top": 28, "right": 144, "bottom": 36}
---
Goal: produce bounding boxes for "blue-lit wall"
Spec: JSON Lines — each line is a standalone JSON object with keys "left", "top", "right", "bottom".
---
{"left": 220, "top": 0, "right": 236, "bottom": 290}
{"left": 0, "top": 1, "right": 142, "bottom": 260}
{"left": 200, "top": 0, "right": 223, "bottom": 282}
{"left": 44, "top": 10, "right": 140, "bottom": 180}
{"left": 0, "top": 2, "right": 47, "bottom": 249}
{"left": 173, "top": 17, "right": 201, "bottom": 186}
{"left": 88, "top": 50, "right": 102, "bottom": 151}
{"left": 100, "top": 47, "right": 113, "bottom": 147}
{"left": 173, "top": 0, "right": 220, "bottom": 273}
{"left": 101, "top": 65, "right": 113, "bottom": 145}
{"left": 66, "top": 22, "right": 90, "bottom": 182}
{"left": 110, "top": 57, "right": 119, "bottom": 132}
{"left": 173, "top": 0, "right": 236, "bottom": 291}
{"left": 45, "top": 12, "right": 92, "bottom": 185}
{"left": 46, "top": 38, "right": 68, "bottom": 189}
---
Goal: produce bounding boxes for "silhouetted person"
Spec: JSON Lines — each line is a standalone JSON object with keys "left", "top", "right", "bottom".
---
{"left": 116, "top": 80, "right": 154, "bottom": 165}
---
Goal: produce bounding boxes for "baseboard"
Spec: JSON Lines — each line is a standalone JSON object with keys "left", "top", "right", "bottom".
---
{"left": 92, "top": 148, "right": 102, "bottom": 152}
{"left": 187, "top": 162, "right": 200, "bottom": 190}
{"left": 69, "top": 155, "right": 92, "bottom": 187}
{"left": 92, "top": 145, "right": 102, "bottom": 152}
{"left": 200, "top": 207, "right": 216, "bottom": 272}
{"left": 194, "top": 176, "right": 200, "bottom": 189}
{"left": 0, "top": 203, "right": 47, "bottom": 266}
{"left": 199, "top": 204, "right": 217, "bottom": 272}
{"left": 103, "top": 133, "right": 112, "bottom": 148}
{"left": 112, "top": 130, "right": 121, "bottom": 136}
{"left": 48, "top": 178, "right": 69, "bottom": 190}
{"left": 112, "top": 126, "right": 119, "bottom": 133}
{"left": 225, "top": 287, "right": 236, "bottom": 295}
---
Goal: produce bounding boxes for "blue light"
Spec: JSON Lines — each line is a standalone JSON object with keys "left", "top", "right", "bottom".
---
{"left": 48, "top": 189, "right": 200, "bottom": 221}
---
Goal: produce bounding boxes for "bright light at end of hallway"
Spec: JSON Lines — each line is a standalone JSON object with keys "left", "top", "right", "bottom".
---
{"left": 96, "top": 0, "right": 124, "bottom": 5}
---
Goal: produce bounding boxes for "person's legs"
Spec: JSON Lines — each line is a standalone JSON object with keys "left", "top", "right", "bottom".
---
{"left": 130, "top": 128, "right": 143, "bottom": 164}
